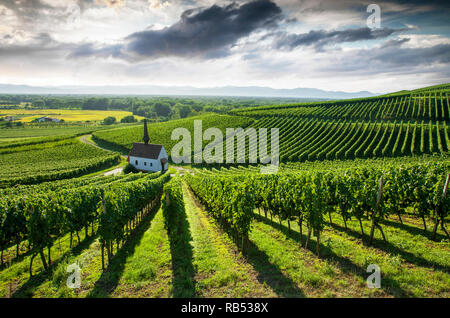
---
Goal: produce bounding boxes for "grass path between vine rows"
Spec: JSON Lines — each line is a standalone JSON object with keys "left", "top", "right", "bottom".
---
{"left": 88, "top": 183, "right": 276, "bottom": 297}
{"left": 247, "top": 210, "right": 449, "bottom": 297}
{"left": 1, "top": 183, "right": 276, "bottom": 297}
{"left": 3, "top": 181, "right": 447, "bottom": 298}
{"left": 0, "top": 201, "right": 172, "bottom": 298}
{"left": 179, "top": 183, "right": 276, "bottom": 297}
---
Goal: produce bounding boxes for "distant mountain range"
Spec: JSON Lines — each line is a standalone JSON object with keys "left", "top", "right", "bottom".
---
{"left": 0, "top": 84, "right": 376, "bottom": 99}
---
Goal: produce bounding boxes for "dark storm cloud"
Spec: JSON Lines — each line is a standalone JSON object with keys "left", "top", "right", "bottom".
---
{"left": 69, "top": 43, "right": 125, "bottom": 59}
{"left": 274, "top": 27, "right": 411, "bottom": 51}
{"left": 0, "top": 0, "right": 91, "bottom": 30}
{"left": 382, "top": 0, "right": 450, "bottom": 9}
{"left": 380, "top": 37, "right": 410, "bottom": 48}
{"left": 372, "top": 43, "right": 450, "bottom": 66}
{"left": 126, "top": 0, "right": 283, "bottom": 59}
{"left": 323, "top": 41, "right": 450, "bottom": 75}
{"left": 73, "top": 0, "right": 284, "bottom": 60}
{"left": 0, "top": 0, "right": 53, "bottom": 21}
{"left": 0, "top": 32, "right": 73, "bottom": 58}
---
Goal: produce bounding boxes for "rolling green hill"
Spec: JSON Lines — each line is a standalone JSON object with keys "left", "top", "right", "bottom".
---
{"left": 1, "top": 84, "right": 449, "bottom": 299}
{"left": 92, "top": 114, "right": 255, "bottom": 156}
{"left": 92, "top": 86, "right": 450, "bottom": 163}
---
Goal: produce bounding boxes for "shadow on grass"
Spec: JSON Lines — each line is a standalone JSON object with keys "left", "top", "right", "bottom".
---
{"left": 254, "top": 213, "right": 409, "bottom": 298}
{"left": 246, "top": 240, "right": 306, "bottom": 298}
{"left": 91, "top": 135, "right": 129, "bottom": 157}
{"left": 87, "top": 201, "right": 161, "bottom": 298}
{"left": 186, "top": 189, "right": 303, "bottom": 298}
{"left": 0, "top": 245, "right": 34, "bottom": 273}
{"left": 12, "top": 234, "right": 97, "bottom": 298}
{"left": 329, "top": 222, "right": 450, "bottom": 274}
{"left": 381, "top": 218, "right": 447, "bottom": 242}
{"left": 165, "top": 195, "right": 196, "bottom": 298}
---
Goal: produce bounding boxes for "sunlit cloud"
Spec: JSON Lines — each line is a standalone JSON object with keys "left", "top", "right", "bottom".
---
{"left": 96, "top": 0, "right": 126, "bottom": 11}
{"left": 0, "top": 0, "right": 448, "bottom": 93}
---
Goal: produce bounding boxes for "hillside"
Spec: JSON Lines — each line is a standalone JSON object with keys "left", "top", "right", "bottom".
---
{"left": 93, "top": 85, "right": 450, "bottom": 163}
{"left": 0, "top": 83, "right": 375, "bottom": 99}
{"left": 0, "top": 84, "right": 449, "bottom": 299}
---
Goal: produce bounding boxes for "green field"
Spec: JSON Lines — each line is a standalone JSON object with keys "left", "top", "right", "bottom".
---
{"left": 0, "top": 139, "right": 121, "bottom": 187}
{"left": 0, "top": 123, "right": 139, "bottom": 141}
{"left": 0, "top": 85, "right": 449, "bottom": 298}
{"left": 91, "top": 91, "right": 450, "bottom": 163}
{"left": 92, "top": 114, "right": 254, "bottom": 155}
{"left": 0, "top": 109, "right": 145, "bottom": 123}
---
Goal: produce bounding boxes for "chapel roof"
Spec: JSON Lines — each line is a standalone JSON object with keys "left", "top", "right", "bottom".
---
{"left": 129, "top": 143, "right": 163, "bottom": 160}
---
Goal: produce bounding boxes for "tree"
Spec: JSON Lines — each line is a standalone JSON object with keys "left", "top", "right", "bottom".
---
{"left": 103, "top": 116, "right": 116, "bottom": 125}
{"left": 179, "top": 105, "right": 192, "bottom": 118}
{"left": 32, "top": 100, "right": 45, "bottom": 108}
{"left": 191, "top": 104, "right": 203, "bottom": 112}
{"left": 154, "top": 103, "right": 171, "bottom": 117}
{"left": 120, "top": 115, "right": 137, "bottom": 123}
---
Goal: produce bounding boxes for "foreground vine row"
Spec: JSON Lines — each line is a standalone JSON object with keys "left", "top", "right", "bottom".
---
{"left": 186, "top": 163, "right": 449, "bottom": 256}
{"left": 0, "top": 172, "right": 170, "bottom": 275}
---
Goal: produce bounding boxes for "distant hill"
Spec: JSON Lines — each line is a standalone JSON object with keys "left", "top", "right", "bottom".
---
{"left": 0, "top": 83, "right": 375, "bottom": 99}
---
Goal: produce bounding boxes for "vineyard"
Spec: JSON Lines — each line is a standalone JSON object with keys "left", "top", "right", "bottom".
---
{"left": 92, "top": 114, "right": 255, "bottom": 155}
{"left": 0, "top": 84, "right": 449, "bottom": 298}
{"left": 2, "top": 157, "right": 448, "bottom": 298}
{"left": 231, "top": 90, "right": 450, "bottom": 162}
{"left": 187, "top": 160, "right": 449, "bottom": 254}
{"left": 0, "top": 140, "right": 121, "bottom": 187}
{"left": 91, "top": 90, "right": 450, "bottom": 164}
{"left": 0, "top": 171, "right": 169, "bottom": 272}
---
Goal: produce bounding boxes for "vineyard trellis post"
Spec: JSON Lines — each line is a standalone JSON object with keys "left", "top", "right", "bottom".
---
{"left": 432, "top": 173, "right": 449, "bottom": 240}
{"left": 369, "top": 176, "right": 386, "bottom": 246}
{"left": 101, "top": 196, "right": 106, "bottom": 271}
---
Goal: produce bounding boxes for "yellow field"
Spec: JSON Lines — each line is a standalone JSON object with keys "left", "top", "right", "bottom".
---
{"left": 0, "top": 109, "right": 145, "bottom": 122}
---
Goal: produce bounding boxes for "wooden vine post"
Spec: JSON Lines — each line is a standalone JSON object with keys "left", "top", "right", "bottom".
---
{"left": 432, "top": 173, "right": 449, "bottom": 240}
{"left": 369, "top": 177, "right": 386, "bottom": 246}
{"left": 101, "top": 197, "right": 106, "bottom": 271}
{"left": 165, "top": 190, "right": 171, "bottom": 207}
{"left": 316, "top": 230, "right": 321, "bottom": 257}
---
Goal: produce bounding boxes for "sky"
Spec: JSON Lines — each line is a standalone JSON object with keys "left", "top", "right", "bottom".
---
{"left": 0, "top": 0, "right": 449, "bottom": 94}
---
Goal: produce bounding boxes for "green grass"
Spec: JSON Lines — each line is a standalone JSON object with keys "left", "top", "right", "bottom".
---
{"left": 0, "top": 140, "right": 120, "bottom": 187}
{"left": 0, "top": 183, "right": 276, "bottom": 298}
{"left": 92, "top": 114, "right": 255, "bottom": 156}
{"left": 0, "top": 225, "right": 95, "bottom": 298}
{"left": 248, "top": 209, "right": 449, "bottom": 297}
{"left": 88, "top": 204, "right": 173, "bottom": 298}
{"left": 1, "top": 203, "right": 172, "bottom": 298}
{"left": 1, "top": 184, "right": 448, "bottom": 298}
{"left": 181, "top": 183, "right": 275, "bottom": 297}
{"left": 0, "top": 123, "right": 137, "bottom": 139}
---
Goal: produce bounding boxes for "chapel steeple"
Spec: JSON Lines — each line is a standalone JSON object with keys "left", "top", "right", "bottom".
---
{"left": 143, "top": 119, "right": 150, "bottom": 145}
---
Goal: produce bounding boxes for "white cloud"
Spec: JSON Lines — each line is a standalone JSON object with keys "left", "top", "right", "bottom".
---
{"left": 0, "top": 0, "right": 448, "bottom": 94}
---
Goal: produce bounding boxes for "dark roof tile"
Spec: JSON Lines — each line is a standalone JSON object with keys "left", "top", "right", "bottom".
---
{"left": 129, "top": 143, "right": 163, "bottom": 159}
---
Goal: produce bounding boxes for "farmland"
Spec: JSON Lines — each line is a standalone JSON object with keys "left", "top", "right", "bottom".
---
{"left": 92, "top": 90, "right": 450, "bottom": 163}
{"left": 92, "top": 114, "right": 255, "bottom": 155}
{"left": 0, "top": 85, "right": 449, "bottom": 299}
{"left": 0, "top": 140, "right": 121, "bottom": 187}
{"left": 0, "top": 123, "right": 139, "bottom": 143}
{"left": 0, "top": 109, "right": 145, "bottom": 123}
